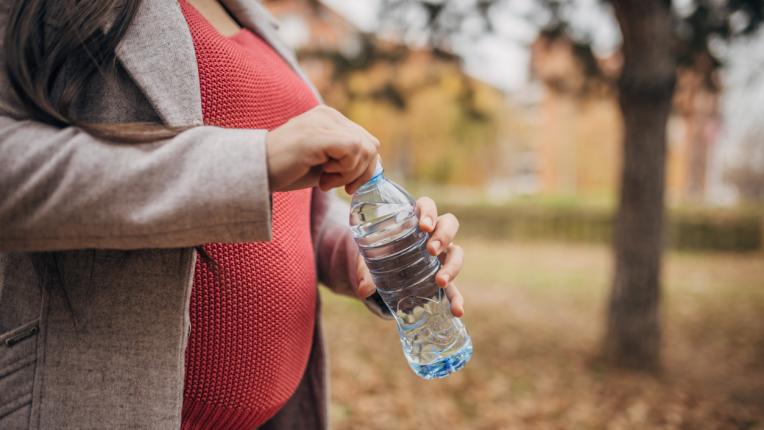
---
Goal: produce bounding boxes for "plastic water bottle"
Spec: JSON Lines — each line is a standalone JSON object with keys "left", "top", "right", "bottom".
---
{"left": 349, "top": 162, "right": 473, "bottom": 379}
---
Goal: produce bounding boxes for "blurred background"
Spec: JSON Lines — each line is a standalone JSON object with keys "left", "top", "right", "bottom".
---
{"left": 263, "top": 0, "right": 764, "bottom": 428}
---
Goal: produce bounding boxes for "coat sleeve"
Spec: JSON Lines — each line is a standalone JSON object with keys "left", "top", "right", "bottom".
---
{"left": 0, "top": 115, "right": 273, "bottom": 252}
{"left": 310, "top": 188, "right": 392, "bottom": 319}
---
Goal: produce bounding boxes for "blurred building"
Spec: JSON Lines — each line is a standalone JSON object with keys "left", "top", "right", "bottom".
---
{"left": 527, "top": 31, "right": 621, "bottom": 201}
{"left": 529, "top": 30, "right": 722, "bottom": 204}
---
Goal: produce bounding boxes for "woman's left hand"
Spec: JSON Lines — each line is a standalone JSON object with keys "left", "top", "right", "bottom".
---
{"left": 354, "top": 197, "right": 465, "bottom": 317}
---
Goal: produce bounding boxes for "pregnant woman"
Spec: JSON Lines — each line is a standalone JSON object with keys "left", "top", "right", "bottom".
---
{"left": 0, "top": 1, "right": 466, "bottom": 429}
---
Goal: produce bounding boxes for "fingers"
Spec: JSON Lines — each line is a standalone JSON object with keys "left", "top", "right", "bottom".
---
{"left": 354, "top": 217, "right": 464, "bottom": 317}
{"left": 416, "top": 197, "right": 438, "bottom": 233}
{"left": 321, "top": 150, "right": 361, "bottom": 174}
{"left": 266, "top": 105, "right": 381, "bottom": 192}
{"left": 445, "top": 284, "right": 465, "bottom": 317}
{"left": 318, "top": 173, "right": 346, "bottom": 192}
{"left": 345, "top": 157, "right": 378, "bottom": 194}
{"left": 427, "top": 213, "right": 459, "bottom": 256}
{"left": 318, "top": 156, "right": 375, "bottom": 192}
{"left": 317, "top": 139, "right": 373, "bottom": 192}
{"left": 319, "top": 134, "right": 368, "bottom": 169}
{"left": 279, "top": 165, "right": 323, "bottom": 191}
{"left": 336, "top": 115, "right": 381, "bottom": 157}
{"left": 355, "top": 254, "right": 376, "bottom": 298}
{"left": 436, "top": 244, "right": 463, "bottom": 287}
{"left": 317, "top": 146, "right": 365, "bottom": 192}
{"left": 316, "top": 107, "right": 379, "bottom": 192}
{"left": 416, "top": 196, "right": 464, "bottom": 285}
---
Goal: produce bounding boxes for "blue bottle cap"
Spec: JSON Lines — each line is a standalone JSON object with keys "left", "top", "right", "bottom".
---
{"left": 373, "top": 158, "right": 383, "bottom": 177}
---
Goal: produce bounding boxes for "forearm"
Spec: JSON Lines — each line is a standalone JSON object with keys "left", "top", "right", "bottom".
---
{"left": 0, "top": 117, "right": 272, "bottom": 251}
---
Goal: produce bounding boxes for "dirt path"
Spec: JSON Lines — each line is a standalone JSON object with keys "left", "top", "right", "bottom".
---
{"left": 321, "top": 239, "right": 764, "bottom": 429}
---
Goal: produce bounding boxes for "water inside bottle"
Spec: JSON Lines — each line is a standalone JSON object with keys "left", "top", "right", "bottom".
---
{"left": 392, "top": 279, "right": 473, "bottom": 379}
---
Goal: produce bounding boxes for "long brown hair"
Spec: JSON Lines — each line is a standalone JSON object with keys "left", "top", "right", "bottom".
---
{"left": 8, "top": 0, "right": 218, "bottom": 280}
{"left": 5, "top": 0, "right": 181, "bottom": 142}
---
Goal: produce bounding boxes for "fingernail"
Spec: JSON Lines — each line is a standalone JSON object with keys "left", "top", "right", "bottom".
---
{"left": 430, "top": 240, "right": 441, "bottom": 254}
{"left": 422, "top": 218, "right": 433, "bottom": 229}
{"left": 440, "top": 273, "right": 450, "bottom": 284}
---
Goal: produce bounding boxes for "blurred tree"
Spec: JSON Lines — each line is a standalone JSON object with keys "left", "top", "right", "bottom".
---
{"left": 605, "top": 0, "right": 675, "bottom": 371}
{"left": 364, "top": 0, "right": 764, "bottom": 371}
{"left": 606, "top": 0, "right": 763, "bottom": 370}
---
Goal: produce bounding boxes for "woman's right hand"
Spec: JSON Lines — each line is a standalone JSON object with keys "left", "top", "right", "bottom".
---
{"left": 265, "top": 105, "right": 380, "bottom": 194}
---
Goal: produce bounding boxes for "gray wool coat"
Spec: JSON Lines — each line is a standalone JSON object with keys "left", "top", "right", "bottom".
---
{"left": 0, "top": 0, "right": 385, "bottom": 428}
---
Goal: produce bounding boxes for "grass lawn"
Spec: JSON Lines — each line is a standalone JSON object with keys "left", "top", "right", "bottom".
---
{"left": 320, "top": 239, "right": 764, "bottom": 429}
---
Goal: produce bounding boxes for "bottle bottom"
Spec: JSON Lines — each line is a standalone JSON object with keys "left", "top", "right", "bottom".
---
{"left": 408, "top": 339, "right": 473, "bottom": 380}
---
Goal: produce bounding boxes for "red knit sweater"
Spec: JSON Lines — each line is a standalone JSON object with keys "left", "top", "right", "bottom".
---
{"left": 180, "top": 2, "right": 319, "bottom": 429}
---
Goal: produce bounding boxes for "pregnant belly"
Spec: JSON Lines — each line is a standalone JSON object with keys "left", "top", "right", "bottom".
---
{"left": 183, "top": 189, "right": 316, "bottom": 428}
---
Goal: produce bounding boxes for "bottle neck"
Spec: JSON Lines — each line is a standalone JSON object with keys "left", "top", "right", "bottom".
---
{"left": 365, "top": 159, "right": 384, "bottom": 186}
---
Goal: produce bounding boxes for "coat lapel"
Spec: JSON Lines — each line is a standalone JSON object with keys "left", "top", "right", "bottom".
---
{"left": 115, "top": 0, "right": 203, "bottom": 126}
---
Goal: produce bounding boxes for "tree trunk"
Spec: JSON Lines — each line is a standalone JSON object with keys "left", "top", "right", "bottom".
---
{"left": 604, "top": 0, "right": 676, "bottom": 371}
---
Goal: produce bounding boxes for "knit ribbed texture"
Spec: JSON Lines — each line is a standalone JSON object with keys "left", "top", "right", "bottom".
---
{"left": 180, "top": 2, "right": 320, "bottom": 429}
